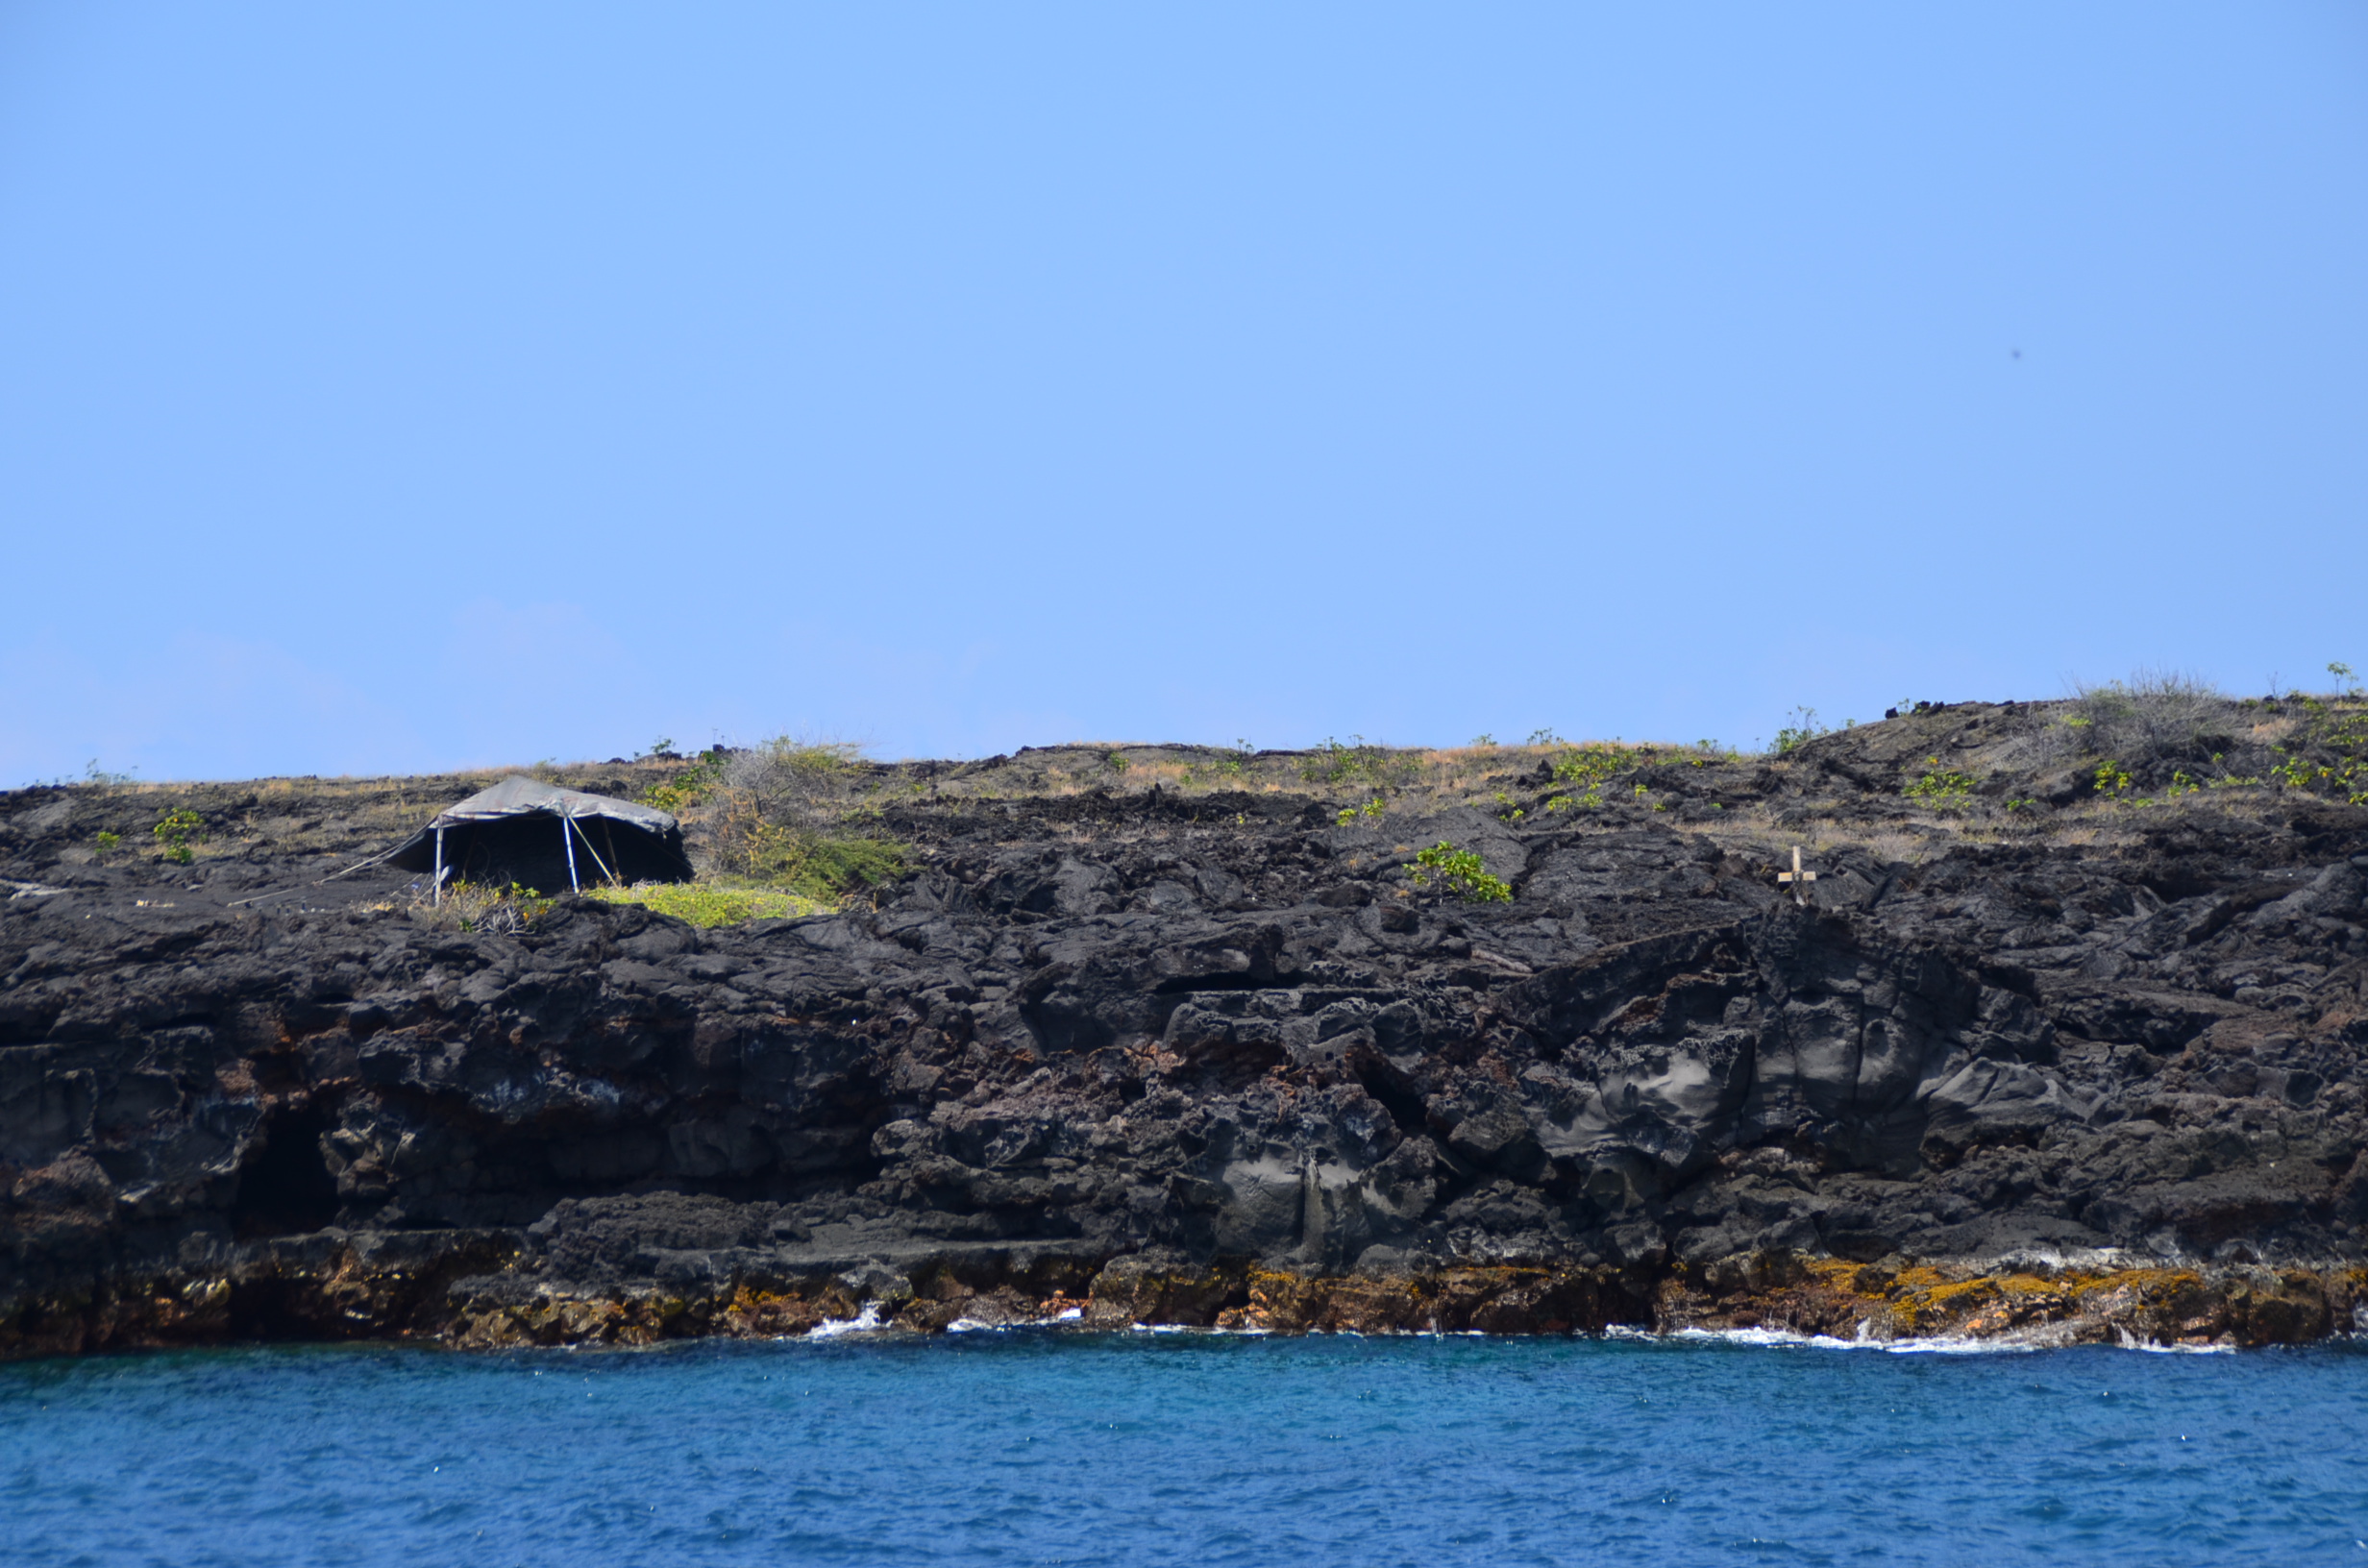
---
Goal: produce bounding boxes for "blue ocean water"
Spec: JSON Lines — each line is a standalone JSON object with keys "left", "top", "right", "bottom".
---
{"left": 4, "top": 1331, "right": 2365, "bottom": 1567}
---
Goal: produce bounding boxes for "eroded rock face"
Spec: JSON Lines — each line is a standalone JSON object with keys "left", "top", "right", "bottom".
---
{"left": 4, "top": 714, "right": 2367, "bottom": 1354}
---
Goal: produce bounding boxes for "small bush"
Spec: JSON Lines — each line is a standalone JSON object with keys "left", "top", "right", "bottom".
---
{"left": 2049, "top": 670, "right": 2232, "bottom": 782}
{"left": 1905, "top": 758, "right": 1976, "bottom": 806}
{"left": 688, "top": 735, "right": 909, "bottom": 900}
{"left": 417, "top": 880, "right": 553, "bottom": 936}
{"left": 151, "top": 808, "right": 204, "bottom": 865}
{"left": 639, "top": 750, "right": 728, "bottom": 815}
{"left": 721, "top": 736, "right": 865, "bottom": 806}
{"left": 1771, "top": 707, "right": 1828, "bottom": 755}
{"left": 1410, "top": 841, "right": 1513, "bottom": 903}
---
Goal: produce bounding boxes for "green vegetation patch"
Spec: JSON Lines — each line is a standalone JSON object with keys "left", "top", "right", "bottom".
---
{"left": 589, "top": 882, "right": 825, "bottom": 928}
{"left": 2269, "top": 687, "right": 2368, "bottom": 806}
{"left": 151, "top": 808, "right": 205, "bottom": 864}
{"left": 637, "top": 750, "right": 728, "bottom": 815}
{"left": 1905, "top": 758, "right": 1977, "bottom": 806}
{"left": 1547, "top": 745, "right": 1630, "bottom": 806}
{"left": 1410, "top": 841, "right": 1513, "bottom": 903}
{"left": 1301, "top": 736, "right": 1415, "bottom": 788}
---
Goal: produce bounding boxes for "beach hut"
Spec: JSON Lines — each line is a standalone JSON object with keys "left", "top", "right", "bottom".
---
{"left": 385, "top": 776, "right": 693, "bottom": 898}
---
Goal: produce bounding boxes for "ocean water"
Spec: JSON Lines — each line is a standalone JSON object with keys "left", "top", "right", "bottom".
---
{"left": 5, "top": 1330, "right": 2366, "bottom": 1567}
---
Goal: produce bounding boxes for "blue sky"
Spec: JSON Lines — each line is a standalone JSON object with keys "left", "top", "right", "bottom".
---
{"left": 3, "top": 4, "right": 2363, "bottom": 782}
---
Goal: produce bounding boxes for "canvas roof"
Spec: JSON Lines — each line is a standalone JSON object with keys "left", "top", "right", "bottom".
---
{"left": 421, "top": 775, "right": 680, "bottom": 835}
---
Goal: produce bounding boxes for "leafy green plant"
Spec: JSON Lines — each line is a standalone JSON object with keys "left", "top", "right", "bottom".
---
{"left": 1905, "top": 757, "right": 1976, "bottom": 806}
{"left": 151, "top": 808, "right": 204, "bottom": 864}
{"left": 1101, "top": 749, "right": 1130, "bottom": 774}
{"left": 92, "top": 830, "right": 121, "bottom": 859}
{"left": 1410, "top": 841, "right": 1513, "bottom": 903}
{"left": 2093, "top": 760, "right": 2134, "bottom": 798}
{"left": 1525, "top": 728, "right": 1564, "bottom": 747}
{"left": 1335, "top": 797, "right": 1387, "bottom": 826}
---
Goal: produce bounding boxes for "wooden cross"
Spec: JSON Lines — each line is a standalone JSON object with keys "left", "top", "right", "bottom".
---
{"left": 1778, "top": 845, "right": 1816, "bottom": 907}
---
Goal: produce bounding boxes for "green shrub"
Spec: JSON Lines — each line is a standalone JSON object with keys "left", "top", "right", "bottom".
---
{"left": 673, "top": 736, "right": 909, "bottom": 899}
{"left": 1410, "top": 841, "right": 1513, "bottom": 903}
{"left": 1905, "top": 757, "right": 1977, "bottom": 806}
{"left": 151, "top": 808, "right": 204, "bottom": 865}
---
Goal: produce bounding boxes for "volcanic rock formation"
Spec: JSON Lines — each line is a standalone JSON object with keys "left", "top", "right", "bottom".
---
{"left": 4, "top": 699, "right": 2366, "bottom": 1356}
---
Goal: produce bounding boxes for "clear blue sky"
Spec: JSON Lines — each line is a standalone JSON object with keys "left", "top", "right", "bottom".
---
{"left": 4, "top": 4, "right": 2363, "bottom": 783}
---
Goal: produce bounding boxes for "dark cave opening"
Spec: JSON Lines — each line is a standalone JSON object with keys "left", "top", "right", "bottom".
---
{"left": 229, "top": 1102, "right": 341, "bottom": 1239}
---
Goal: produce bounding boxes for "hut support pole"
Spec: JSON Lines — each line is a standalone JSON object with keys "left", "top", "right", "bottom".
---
{"left": 561, "top": 813, "right": 580, "bottom": 893}
{"left": 569, "top": 817, "right": 617, "bottom": 885}
{"left": 432, "top": 826, "right": 445, "bottom": 907}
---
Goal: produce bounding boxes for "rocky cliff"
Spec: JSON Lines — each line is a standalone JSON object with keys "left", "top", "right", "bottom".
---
{"left": 6, "top": 698, "right": 2366, "bottom": 1356}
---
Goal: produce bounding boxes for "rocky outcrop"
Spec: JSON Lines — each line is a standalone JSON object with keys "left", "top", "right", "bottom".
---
{"left": 5, "top": 704, "right": 2366, "bottom": 1355}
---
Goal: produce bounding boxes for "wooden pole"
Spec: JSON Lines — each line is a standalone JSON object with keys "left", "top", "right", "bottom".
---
{"left": 432, "top": 825, "right": 445, "bottom": 907}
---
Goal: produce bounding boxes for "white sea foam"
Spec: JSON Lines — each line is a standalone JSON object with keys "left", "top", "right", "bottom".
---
{"left": 804, "top": 1303, "right": 887, "bottom": 1339}
{"left": 2114, "top": 1325, "right": 2234, "bottom": 1355}
{"left": 1631, "top": 1321, "right": 2240, "bottom": 1355}
{"left": 1659, "top": 1325, "right": 2047, "bottom": 1355}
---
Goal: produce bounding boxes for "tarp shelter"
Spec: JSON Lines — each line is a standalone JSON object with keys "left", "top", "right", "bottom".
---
{"left": 386, "top": 776, "right": 693, "bottom": 897}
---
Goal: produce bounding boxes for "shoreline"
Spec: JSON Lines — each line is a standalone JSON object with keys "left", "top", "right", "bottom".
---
{"left": 8, "top": 1241, "right": 2362, "bottom": 1361}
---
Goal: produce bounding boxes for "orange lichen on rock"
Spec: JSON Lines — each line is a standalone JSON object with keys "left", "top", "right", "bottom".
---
{"left": 1652, "top": 1251, "right": 2360, "bottom": 1348}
